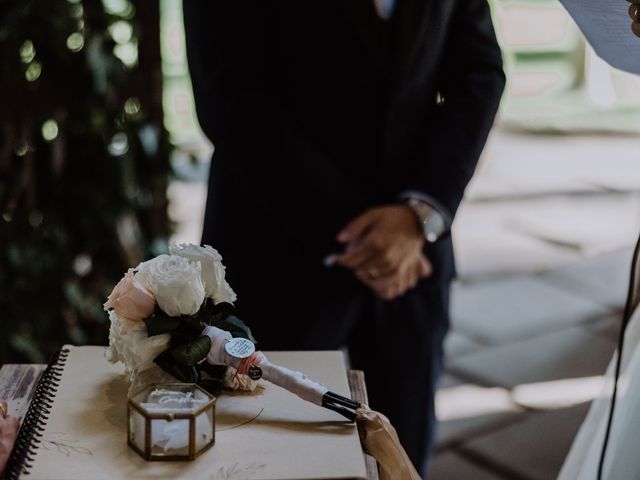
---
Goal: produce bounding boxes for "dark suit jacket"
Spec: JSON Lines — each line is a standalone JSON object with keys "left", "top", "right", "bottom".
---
{"left": 184, "top": 0, "right": 505, "bottom": 323}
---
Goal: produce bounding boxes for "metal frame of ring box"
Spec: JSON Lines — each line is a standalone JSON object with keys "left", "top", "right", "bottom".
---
{"left": 127, "top": 383, "right": 216, "bottom": 461}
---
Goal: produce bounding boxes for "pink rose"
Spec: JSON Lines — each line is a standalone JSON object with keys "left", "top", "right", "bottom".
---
{"left": 104, "top": 269, "right": 156, "bottom": 322}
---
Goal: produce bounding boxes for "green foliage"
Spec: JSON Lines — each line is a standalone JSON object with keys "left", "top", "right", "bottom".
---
{"left": 153, "top": 350, "right": 199, "bottom": 384}
{"left": 215, "top": 315, "right": 257, "bottom": 345}
{"left": 202, "top": 300, "right": 257, "bottom": 344}
{"left": 0, "top": 0, "right": 172, "bottom": 363}
{"left": 143, "top": 298, "right": 256, "bottom": 390}
{"left": 144, "top": 310, "right": 181, "bottom": 337}
{"left": 168, "top": 335, "right": 211, "bottom": 366}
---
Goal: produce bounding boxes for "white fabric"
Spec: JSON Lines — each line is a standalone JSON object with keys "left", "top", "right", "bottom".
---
{"left": 201, "top": 326, "right": 328, "bottom": 406}
{"left": 372, "top": 0, "right": 395, "bottom": 20}
{"left": 130, "top": 405, "right": 213, "bottom": 452}
{"left": 558, "top": 305, "right": 640, "bottom": 479}
{"left": 257, "top": 358, "right": 328, "bottom": 406}
{"left": 202, "top": 325, "right": 235, "bottom": 366}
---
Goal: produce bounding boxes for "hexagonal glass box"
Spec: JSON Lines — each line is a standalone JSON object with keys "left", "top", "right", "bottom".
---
{"left": 127, "top": 383, "right": 216, "bottom": 460}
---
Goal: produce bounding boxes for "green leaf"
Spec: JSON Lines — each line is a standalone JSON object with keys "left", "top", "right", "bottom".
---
{"left": 154, "top": 350, "right": 199, "bottom": 383}
{"left": 144, "top": 311, "right": 180, "bottom": 337}
{"left": 171, "top": 315, "right": 206, "bottom": 340}
{"left": 169, "top": 335, "right": 212, "bottom": 366}
{"left": 213, "top": 315, "right": 257, "bottom": 344}
{"left": 201, "top": 301, "right": 235, "bottom": 326}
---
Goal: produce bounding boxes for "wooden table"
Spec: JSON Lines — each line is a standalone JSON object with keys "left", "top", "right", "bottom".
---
{"left": 0, "top": 364, "right": 379, "bottom": 480}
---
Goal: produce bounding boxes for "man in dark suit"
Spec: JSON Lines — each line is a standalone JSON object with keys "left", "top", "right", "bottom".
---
{"left": 184, "top": 0, "right": 504, "bottom": 472}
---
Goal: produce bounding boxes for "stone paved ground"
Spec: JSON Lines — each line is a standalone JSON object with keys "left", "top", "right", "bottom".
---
{"left": 169, "top": 126, "right": 640, "bottom": 480}
{"left": 428, "top": 127, "right": 640, "bottom": 479}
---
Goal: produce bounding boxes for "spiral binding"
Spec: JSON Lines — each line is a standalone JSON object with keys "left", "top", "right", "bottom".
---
{"left": 5, "top": 348, "right": 69, "bottom": 480}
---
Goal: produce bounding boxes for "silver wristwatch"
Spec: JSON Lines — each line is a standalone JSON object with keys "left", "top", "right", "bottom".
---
{"left": 405, "top": 197, "right": 447, "bottom": 243}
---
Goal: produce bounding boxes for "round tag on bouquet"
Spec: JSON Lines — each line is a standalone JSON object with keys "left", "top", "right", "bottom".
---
{"left": 225, "top": 337, "right": 255, "bottom": 359}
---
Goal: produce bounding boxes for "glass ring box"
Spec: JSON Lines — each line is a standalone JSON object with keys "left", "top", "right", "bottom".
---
{"left": 127, "top": 383, "right": 216, "bottom": 460}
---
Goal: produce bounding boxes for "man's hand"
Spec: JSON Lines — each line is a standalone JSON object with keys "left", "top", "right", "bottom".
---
{"left": 357, "top": 251, "right": 432, "bottom": 300}
{"left": 0, "top": 400, "right": 19, "bottom": 474}
{"left": 335, "top": 205, "right": 432, "bottom": 300}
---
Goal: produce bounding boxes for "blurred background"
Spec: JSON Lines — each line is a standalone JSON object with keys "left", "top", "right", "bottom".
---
{"left": 1, "top": 1, "right": 639, "bottom": 478}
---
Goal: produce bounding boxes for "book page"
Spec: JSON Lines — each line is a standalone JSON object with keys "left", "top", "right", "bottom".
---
{"left": 23, "top": 346, "right": 367, "bottom": 480}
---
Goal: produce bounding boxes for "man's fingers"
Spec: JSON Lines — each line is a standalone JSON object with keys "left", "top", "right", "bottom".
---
{"left": 356, "top": 268, "right": 389, "bottom": 287}
{"left": 354, "top": 251, "right": 406, "bottom": 284}
{"left": 355, "top": 256, "right": 398, "bottom": 280}
{"left": 338, "top": 234, "right": 400, "bottom": 273}
{"left": 337, "top": 209, "right": 378, "bottom": 243}
{"left": 402, "top": 260, "right": 421, "bottom": 294}
{"left": 353, "top": 250, "right": 432, "bottom": 300}
{"left": 408, "top": 266, "right": 419, "bottom": 289}
{"left": 337, "top": 244, "right": 376, "bottom": 270}
{"left": 336, "top": 231, "right": 388, "bottom": 270}
{"left": 419, "top": 254, "right": 433, "bottom": 278}
{"left": 356, "top": 268, "right": 399, "bottom": 292}
{"left": 375, "top": 260, "right": 423, "bottom": 299}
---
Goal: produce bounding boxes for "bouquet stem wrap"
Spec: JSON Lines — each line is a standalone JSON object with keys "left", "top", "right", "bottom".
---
{"left": 203, "top": 326, "right": 331, "bottom": 407}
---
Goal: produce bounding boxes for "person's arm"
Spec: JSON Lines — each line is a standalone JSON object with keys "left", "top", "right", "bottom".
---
{"left": 399, "top": 0, "right": 505, "bottom": 218}
{"left": 0, "top": 400, "right": 19, "bottom": 474}
{"left": 183, "top": 1, "right": 368, "bottom": 256}
{"left": 335, "top": 0, "right": 504, "bottom": 298}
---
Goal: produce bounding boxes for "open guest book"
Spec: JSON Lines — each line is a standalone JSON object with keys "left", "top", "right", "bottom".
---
{"left": 8, "top": 346, "right": 367, "bottom": 480}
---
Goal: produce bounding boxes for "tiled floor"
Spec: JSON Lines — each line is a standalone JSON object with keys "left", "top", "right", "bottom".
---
{"left": 428, "top": 128, "right": 640, "bottom": 479}
{"left": 450, "top": 277, "right": 611, "bottom": 344}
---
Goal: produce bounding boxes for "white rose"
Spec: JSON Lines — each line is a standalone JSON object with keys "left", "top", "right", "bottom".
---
{"left": 106, "top": 310, "right": 173, "bottom": 395}
{"left": 137, "top": 254, "right": 205, "bottom": 316}
{"left": 169, "top": 244, "right": 237, "bottom": 305}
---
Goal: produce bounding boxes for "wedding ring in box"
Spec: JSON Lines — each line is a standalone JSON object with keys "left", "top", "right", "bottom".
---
{"left": 127, "top": 383, "right": 216, "bottom": 461}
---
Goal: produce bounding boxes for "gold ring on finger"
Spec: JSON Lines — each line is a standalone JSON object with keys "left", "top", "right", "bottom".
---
{"left": 0, "top": 403, "right": 7, "bottom": 419}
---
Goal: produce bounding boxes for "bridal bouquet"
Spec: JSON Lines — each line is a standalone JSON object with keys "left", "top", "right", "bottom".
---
{"left": 105, "top": 244, "right": 361, "bottom": 421}
{"left": 105, "top": 244, "right": 257, "bottom": 395}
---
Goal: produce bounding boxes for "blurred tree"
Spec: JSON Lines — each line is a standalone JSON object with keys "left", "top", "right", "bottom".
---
{"left": 0, "top": 0, "right": 172, "bottom": 363}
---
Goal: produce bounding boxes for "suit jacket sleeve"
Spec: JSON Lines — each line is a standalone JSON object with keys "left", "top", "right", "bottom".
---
{"left": 400, "top": 0, "right": 505, "bottom": 218}
{"left": 183, "top": 1, "right": 368, "bottom": 248}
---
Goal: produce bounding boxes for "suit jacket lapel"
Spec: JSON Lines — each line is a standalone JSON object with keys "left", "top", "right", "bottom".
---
{"left": 339, "top": 0, "right": 390, "bottom": 68}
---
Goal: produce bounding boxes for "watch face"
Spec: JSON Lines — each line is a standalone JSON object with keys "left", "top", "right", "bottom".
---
{"left": 425, "top": 212, "right": 445, "bottom": 237}
{"left": 405, "top": 197, "right": 447, "bottom": 241}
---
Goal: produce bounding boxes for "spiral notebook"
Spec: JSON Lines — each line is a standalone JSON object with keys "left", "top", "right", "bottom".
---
{"left": 6, "top": 345, "right": 367, "bottom": 480}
